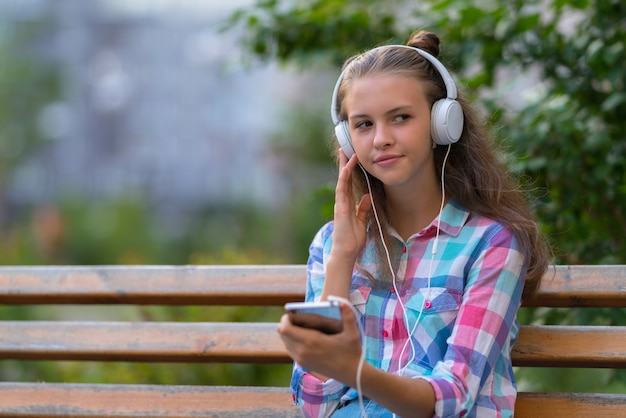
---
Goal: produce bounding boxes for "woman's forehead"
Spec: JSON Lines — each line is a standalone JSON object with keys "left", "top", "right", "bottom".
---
{"left": 344, "top": 74, "right": 428, "bottom": 114}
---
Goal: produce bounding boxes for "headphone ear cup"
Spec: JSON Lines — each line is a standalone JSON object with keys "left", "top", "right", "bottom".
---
{"left": 335, "top": 121, "right": 355, "bottom": 158}
{"left": 431, "top": 98, "right": 464, "bottom": 145}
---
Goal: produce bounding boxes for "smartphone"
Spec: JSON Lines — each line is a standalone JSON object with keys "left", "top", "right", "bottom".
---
{"left": 284, "top": 301, "right": 343, "bottom": 334}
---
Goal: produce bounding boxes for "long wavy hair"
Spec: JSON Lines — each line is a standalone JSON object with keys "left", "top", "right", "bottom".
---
{"left": 333, "top": 30, "right": 550, "bottom": 301}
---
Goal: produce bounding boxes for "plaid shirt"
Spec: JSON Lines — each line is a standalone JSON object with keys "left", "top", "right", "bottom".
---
{"left": 291, "top": 199, "right": 527, "bottom": 418}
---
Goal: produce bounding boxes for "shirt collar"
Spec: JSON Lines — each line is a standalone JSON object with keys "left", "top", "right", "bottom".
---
{"left": 367, "top": 198, "right": 471, "bottom": 241}
{"left": 378, "top": 198, "right": 471, "bottom": 242}
{"left": 433, "top": 198, "right": 470, "bottom": 238}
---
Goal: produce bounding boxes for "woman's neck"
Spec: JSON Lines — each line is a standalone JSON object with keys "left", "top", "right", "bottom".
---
{"left": 385, "top": 183, "right": 444, "bottom": 242}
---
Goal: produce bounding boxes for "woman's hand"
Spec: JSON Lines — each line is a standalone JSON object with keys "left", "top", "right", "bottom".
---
{"left": 331, "top": 149, "right": 372, "bottom": 258}
{"left": 277, "top": 303, "right": 362, "bottom": 386}
{"left": 280, "top": 302, "right": 437, "bottom": 417}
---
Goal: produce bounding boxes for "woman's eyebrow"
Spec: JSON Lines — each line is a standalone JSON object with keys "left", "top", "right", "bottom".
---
{"left": 348, "top": 105, "right": 413, "bottom": 120}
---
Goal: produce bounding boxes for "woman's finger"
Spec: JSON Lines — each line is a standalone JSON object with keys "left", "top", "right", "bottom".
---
{"left": 338, "top": 147, "right": 347, "bottom": 165}
{"left": 335, "top": 156, "right": 357, "bottom": 208}
{"left": 356, "top": 193, "right": 372, "bottom": 223}
{"left": 337, "top": 153, "right": 359, "bottom": 191}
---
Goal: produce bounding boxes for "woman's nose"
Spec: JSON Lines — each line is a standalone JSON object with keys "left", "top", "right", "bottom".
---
{"left": 373, "top": 123, "right": 393, "bottom": 149}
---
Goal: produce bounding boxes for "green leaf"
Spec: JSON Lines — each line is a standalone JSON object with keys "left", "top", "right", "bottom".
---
{"left": 602, "top": 92, "right": 626, "bottom": 111}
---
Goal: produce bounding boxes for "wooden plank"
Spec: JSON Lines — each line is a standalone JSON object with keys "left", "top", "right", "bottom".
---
{"left": 0, "top": 321, "right": 291, "bottom": 363}
{"left": 2, "top": 321, "right": 626, "bottom": 368}
{"left": 525, "top": 264, "right": 626, "bottom": 308}
{"left": 0, "top": 382, "right": 301, "bottom": 417}
{"left": 0, "top": 264, "right": 624, "bottom": 307}
{"left": 0, "top": 383, "right": 625, "bottom": 418}
{"left": 512, "top": 325, "right": 626, "bottom": 368}
{"left": 515, "top": 392, "right": 626, "bottom": 418}
{"left": 0, "top": 265, "right": 306, "bottom": 306}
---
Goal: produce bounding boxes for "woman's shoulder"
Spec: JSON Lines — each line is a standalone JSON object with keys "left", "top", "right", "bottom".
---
{"left": 310, "top": 220, "right": 335, "bottom": 247}
{"left": 316, "top": 220, "right": 335, "bottom": 237}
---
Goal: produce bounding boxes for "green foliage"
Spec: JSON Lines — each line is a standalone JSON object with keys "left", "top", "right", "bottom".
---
{"left": 266, "top": 97, "right": 338, "bottom": 261}
{"left": 285, "top": 183, "right": 335, "bottom": 263}
{"left": 499, "top": 2, "right": 626, "bottom": 264}
{"left": 229, "top": 0, "right": 626, "bottom": 264}
{"left": 269, "top": 100, "right": 336, "bottom": 165}
{"left": 425, "top": 0, "right": 626, "bottom": 264}
{"left": 226, "top": 0, "right": 400, "bottom": 66}
{"left": 0, "top": 20, "right": 60, "bottom": 185}
{"left": 0, "top": 196, "right": 292, "bottom": 266}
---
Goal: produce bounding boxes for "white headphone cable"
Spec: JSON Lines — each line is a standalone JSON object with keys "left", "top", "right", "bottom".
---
{"left": 327, "top": 294, "right": 368, "bottom": 417}
{"left": 397, "top": 143, "right": 452, "bottom": 374}
{"left": 344, "top": 144, "right": 451, "bottom": 416}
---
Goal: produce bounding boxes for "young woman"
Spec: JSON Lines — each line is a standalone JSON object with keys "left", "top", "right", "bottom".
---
{"left": 277, "top": 30, "right": 550, "bottom": 418}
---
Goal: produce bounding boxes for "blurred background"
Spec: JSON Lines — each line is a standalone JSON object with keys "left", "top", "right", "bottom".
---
{"left": 0, "top": 0, "right": 336, "bottom": 267}
{"left": 1, "top": 0, "right": 625, "bottom": 397}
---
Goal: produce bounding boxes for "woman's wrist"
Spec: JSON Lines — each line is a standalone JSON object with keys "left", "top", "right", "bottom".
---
{"left": 328, "top": 242, "right": 361, "bottom": 259}
{"left": 321, "top": 254, "right": 356, "bottom": 300}
{"left": 327, "top": 250, "right": 358, "bottom": 266}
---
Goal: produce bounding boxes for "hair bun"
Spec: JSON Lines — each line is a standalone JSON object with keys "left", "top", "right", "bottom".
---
{"left": 407, "top": 30, "right": 441, "bottom": 58}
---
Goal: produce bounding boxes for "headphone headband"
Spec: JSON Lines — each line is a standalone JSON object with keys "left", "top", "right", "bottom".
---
{"left": 331, "top": 45, "right": 457, "bottom": 124}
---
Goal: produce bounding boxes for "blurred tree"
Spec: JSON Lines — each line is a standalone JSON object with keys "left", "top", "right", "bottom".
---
{"left": 226, "top": 0, "right": 399, "bottom": 67}
{"left": 228, "top": 0, "right": 626, "bottom": 265}
{"left": 0, "top": 20, "right": 60, "bottom": 227}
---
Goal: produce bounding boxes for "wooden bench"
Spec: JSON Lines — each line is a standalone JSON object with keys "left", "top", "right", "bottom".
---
{"left": 0, "top": 264, "right": 625, "bottom": 417}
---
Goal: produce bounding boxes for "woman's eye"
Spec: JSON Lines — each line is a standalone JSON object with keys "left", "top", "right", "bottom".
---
{"left": 355, "top": 121, "right": 372, "bottom": 129}
{"left": 394, "top": 114, "right": 410, "bottom": 122}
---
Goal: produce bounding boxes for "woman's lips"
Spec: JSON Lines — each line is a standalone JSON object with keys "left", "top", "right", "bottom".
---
{"left": 374, "top": 155, "right": 402, "bottom": 167}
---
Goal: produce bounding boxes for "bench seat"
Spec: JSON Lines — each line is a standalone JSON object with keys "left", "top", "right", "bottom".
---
{"left": 1, "top": 383, "right": 625, "bottom": 418}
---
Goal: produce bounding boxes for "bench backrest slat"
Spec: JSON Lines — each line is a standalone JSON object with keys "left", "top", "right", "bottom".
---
{"left": 526, "top": 265, "right": 626, "bottom": 307}
{"left": 0, "top": 265, "right": 625, "bottom": 307}
{"left": 0, "top": 265, "right": 305, "bottom": 306}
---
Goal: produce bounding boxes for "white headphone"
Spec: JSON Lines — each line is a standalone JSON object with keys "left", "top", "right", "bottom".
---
{"left": 330, "top": 45, "right": 464, "bottom": 158}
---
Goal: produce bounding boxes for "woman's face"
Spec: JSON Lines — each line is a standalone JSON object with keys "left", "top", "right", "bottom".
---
{"left": 343, "top": 73, "right": 438, "bottom": 193}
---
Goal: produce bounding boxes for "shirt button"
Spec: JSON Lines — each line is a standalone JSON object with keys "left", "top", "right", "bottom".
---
{"left": 401, "top": 246, "right": 407, "bottom": 253}
{"left": 424, "top": 301, "right": 432, "bottom": 309}
{"left": 382, "top": 330, "right": 389, "bottom": 339}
